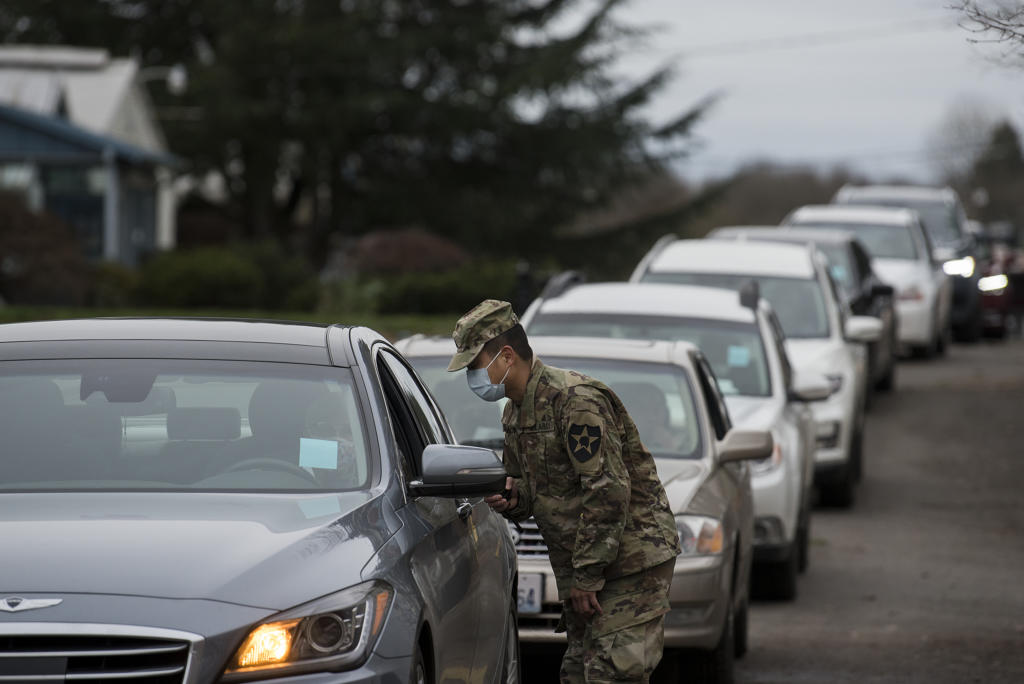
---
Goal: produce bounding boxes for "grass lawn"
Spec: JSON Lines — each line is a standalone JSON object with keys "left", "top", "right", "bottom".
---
{"left": 0, "top": 307, "right": 457, "bottom": 342}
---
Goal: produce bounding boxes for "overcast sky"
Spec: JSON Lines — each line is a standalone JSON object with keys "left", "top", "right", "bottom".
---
{"left": 609, "top": 0, "right": 1024, "bottom": 183}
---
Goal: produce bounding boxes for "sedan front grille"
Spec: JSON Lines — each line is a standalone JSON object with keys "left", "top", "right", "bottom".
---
{"left": 0, "top": 635, "right": 189, "bottom": 683}
{"left": 508, "top": 518, "right": 548, "bottom": 558}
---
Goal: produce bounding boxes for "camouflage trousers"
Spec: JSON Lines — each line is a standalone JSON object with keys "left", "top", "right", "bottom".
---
{"left": 559, "top": 559, "right": 674, "bottom": 684}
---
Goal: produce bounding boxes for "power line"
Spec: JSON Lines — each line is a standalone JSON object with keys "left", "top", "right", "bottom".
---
{"left": 679, "top": 16, "right": 957, "bottom": 59}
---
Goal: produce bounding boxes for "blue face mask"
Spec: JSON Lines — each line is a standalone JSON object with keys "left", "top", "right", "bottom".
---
{"left": 466, "top": 353, "right": 511, "bottom": 402}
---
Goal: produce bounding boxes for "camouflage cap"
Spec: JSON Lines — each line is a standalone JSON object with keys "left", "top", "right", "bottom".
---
{"left": 448, "top": 299, "right": 519, "bottom": 371}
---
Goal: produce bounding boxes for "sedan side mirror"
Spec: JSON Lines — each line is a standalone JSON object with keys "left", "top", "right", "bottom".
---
{"left": 409, "top": 444, "right": 506, "bottom": 497}
{"left": 844, "top": 315, "right": 883, "bottom": 343}
{"left": 718, "top": 429, "right": 773, "bottom": 464}
{"left": 788, "top": 370, "right": 832, "bottom": 402}
{"left": 870, "top": 282, "right": 894, "bottom": 298}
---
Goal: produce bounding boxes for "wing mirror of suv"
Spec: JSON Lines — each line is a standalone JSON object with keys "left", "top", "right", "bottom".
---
{"left": 410, "top": 444, "right": 507, "bottom": 497}
{"left": 718, "top": 429, "right": 773, "bottom": 464}
{"left": 844, "top": 315, "right": 883, "bottom": 343}
{"left": 788, "top": 370, "right": 832, "bottom": 402}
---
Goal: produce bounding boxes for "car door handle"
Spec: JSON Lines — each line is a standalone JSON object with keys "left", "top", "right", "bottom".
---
{"left": 457, "top": 502, "right": 474, "bottom": 521}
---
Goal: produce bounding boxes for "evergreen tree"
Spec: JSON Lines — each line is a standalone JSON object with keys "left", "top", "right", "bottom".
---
{"left": 968, "top": 121, "right": 1024, "bottom": 229}
{"left": 1, "top": 0, "right": 708, "bottom": 263}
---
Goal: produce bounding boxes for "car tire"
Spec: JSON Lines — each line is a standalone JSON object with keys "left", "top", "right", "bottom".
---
{"left": 499, "top": 603, "right": 521, "bottom": 684}
{"left": 754, "top": 545, "right": 798, "bottom": 601}
{"left": 733, "top": 596, "right": 749, "bottom": 660}
{"left": 797, "top": 507, "right": 811, "bottom": 574}
{"left": 957, "top": 307, "right": 984, "bottom": 343}
{"left": 818, "top": 463, "right": 855, "bottom": 508}
{"left": 876, "top": 353, "right": 896, "bottom": 392}
{"left": 412, "top": 645, "right": 430, "bottom": 684}
{"left": 680, "top": 594, "right": 735, "bottom": 684}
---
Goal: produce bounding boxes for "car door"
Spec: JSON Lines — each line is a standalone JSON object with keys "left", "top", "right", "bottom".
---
{"left": 766, "top": 309, "right": 816, "bottom": 501}
{"left": 376, "top": 349, "right": 482, "bottom": 683}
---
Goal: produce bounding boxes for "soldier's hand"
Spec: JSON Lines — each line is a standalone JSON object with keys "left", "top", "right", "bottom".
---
{"left": 485, "top": 476, "right": 518, "bottom": 513}
{"left": 570, "top": 588, "right": 602, "bottom": 620}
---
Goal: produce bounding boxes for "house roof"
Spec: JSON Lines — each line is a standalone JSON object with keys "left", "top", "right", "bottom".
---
{"left": 0, "top": 102, "right": 178, "bottom": 167}
{"left": 0, "top": 46, "right": 165, "bottom": 154}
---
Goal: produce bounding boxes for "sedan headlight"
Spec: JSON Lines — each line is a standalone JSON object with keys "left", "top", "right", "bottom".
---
{"left": 942, "top": 256, "right": 975, "bottom": 278}
{"left": 824, "top": 374, "right": 843, "bottom": 394}
{"left": 675, "top": 515, "right": 724, "bottom": 556}
{"left": 978, "top": 274, "right": 1009, "bottom": 294}
{"left": 223, "top": 581, "right": 393, "bottom": 681}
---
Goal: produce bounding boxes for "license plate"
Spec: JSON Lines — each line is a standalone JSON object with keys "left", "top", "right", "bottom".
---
{"left": 517, "top": 573, "right": 543, "bottom": 614}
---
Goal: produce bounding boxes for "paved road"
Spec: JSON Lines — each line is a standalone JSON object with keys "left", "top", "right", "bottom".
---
{"left": 521, "top": 339, "right": 1024, "bottom": 682}
{"left": 736, "top": 338, "right": 1024, "bottom": 683}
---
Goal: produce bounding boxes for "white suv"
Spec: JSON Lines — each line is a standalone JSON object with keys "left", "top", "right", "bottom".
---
{"left": 782, "top": 204, "right": 953, "bottom": 358}
{"left": 520, "top": 281, "right": 830, "bottom": 599}
{"left": 630, "top": 238, "right": 881, "bottom": 507}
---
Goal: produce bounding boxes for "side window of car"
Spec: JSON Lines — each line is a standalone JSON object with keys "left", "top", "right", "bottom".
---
{"left": 692, "top": 352, "right": 732, "bottom": 440}
{"left": 376, "top": 356, "right": 426, "bottom": 479}
{"left": 765, "top": 310, "right": 794, "bottom": 391}
{"left": 378, "top": 351, "right": 448, "bottom": 446}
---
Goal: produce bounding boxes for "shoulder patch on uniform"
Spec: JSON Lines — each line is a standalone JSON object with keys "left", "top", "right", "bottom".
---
{"left": 568, "top": 422, "right": 602, "bottom": 463}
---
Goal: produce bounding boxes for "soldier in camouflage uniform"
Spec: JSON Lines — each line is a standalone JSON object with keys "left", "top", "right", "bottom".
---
{"left": 448, "top": 299, "right": 681, "bottom": 684}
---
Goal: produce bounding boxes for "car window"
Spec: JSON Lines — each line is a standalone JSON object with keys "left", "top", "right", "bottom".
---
{"left": 527, "top": 313, "right": 772, "bottom": 398}
{"left": 544, "top": 356, "right": 704, "bottom": 460}
{"left": 377, "top": 351, "right": 448, "bottom": 446}
{"left": 406, "top": 359, "right": 506, "bottom": 449}
{"left": 691, "top": 353, "right": 731, "bottom": 440}
{"left": 815, "top": 243, "right": 858, "bottom": 296}
{"left": 0, "top": 360, "right": 372, "bottom": 491}
{"left": 764, "top": 309, "right": 793, "bottom": 391}
{"left": 789, "top": 221, "right": 919, "bottom": 260}
{"left": 641, "top": 272, "right": 831, "bottom": 339}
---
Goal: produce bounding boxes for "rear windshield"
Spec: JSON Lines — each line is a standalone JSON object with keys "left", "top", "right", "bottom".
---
{"left": 642, "top": 272, "right": 831, "bottom": 339}
{"left": 0, "top": 360, "right": 373, "bottom": 492}
{"left": 527, "top": 314, "right": 772, "bottom": 398}
{"left": 789, "top": 221, "right": 918, "bottom": 260}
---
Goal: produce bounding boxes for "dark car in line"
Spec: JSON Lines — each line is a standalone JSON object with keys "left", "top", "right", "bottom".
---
{"left": 708, "top": 225, "right": 898, "bottom": 393}
{"left": 0, "top": 318, "right": 519, "bottom": 684}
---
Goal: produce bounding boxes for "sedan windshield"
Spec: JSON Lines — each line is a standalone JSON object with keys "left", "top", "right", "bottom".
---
{"left": 527, "top": 314, "right": 772, "bottom": 398}
{"left": 642, "top": 272, "right": 831, "bottom": 339}
{"left": 791, "top": 222, "right": 919, "bottom": 260}
{"left": 411, "top": 356, "right": 704, "bottom": 459}
{"left": 0, "top": 360, "right": 372, "bottom": 491}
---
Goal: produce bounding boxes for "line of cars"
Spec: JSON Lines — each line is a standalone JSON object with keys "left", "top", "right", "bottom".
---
{"left": 397, "top": 183, "right": 992, "bottom": 683}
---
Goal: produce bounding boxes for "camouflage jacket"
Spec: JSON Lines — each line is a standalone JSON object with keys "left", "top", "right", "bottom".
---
{"left": 502, "top": 359, "right": 680, "bottom": 598}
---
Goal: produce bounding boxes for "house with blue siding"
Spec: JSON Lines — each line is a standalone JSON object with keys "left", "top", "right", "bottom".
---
{"left": 0, "top": 46, "right": 178, "bottom": 266}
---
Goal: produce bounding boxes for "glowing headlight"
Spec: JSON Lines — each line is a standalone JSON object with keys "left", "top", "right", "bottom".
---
{"left": 223, "top": 581, "right": 393, "bottom": 681}
{"left": 978, "top": 274, "right": 1009, "bottom": 293}
{"left": 675, "top": 515, "right": 724, "bottom": 556}
{"left": 942, "top": 256, "right": 975, "bottom": 278}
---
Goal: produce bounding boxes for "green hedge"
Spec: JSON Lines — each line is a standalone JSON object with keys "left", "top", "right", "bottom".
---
{"left": 135, "top": 243, "right": 318, "bottom": 310}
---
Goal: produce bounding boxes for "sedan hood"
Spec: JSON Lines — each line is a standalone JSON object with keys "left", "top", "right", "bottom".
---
{"left": 723, "top": 395, "right": 776, "bottom": 431}
{"left": 872, "top": 258, "right": 928, "bottom": 291}
{"left": 655, "top": 458, "right": 709, "bottom": 513}
{"left": 0, "top": 491, "right": 397, "bottom": 611}
{"left": 785, "top": 338, "right": 846, "bottom": 375}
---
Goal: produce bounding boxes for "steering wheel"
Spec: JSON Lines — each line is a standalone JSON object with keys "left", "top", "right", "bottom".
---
{"left": 223, "top": 458, "right": 319, "bottom": 485}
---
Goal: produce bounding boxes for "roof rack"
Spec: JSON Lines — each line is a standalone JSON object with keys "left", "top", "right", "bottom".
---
{"left": 628, "top": 233, "right": 678, "bottom": 282}
{"left": 540, "top": 270, "right": 586, "bottom": 299}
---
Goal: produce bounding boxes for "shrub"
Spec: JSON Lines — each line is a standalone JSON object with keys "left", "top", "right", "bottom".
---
{"left": 137, "top": 247, "right": 266, "bottom": 308}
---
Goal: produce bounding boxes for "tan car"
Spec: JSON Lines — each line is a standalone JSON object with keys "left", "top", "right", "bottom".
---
{"left": 395, "top": 334, "right": 771, "bottom": 683}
